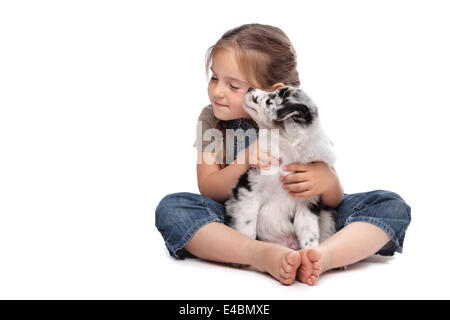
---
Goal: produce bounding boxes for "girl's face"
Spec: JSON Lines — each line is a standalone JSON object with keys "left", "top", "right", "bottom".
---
{"left": 208, "top": 48, "right": 253, "bottom": 120}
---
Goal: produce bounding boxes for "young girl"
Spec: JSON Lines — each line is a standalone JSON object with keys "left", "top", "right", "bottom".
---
{"left": 155, "top": 23, "right": 411, "bottom": 286}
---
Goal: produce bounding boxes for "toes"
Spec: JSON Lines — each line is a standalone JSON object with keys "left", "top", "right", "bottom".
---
{"left": 284, "top": 264, "right": 292, "bottom": 273}
{"left": 305, "top": 274, "right": 319, "bottom": 286}
{"left": 280, "top": 274, "right": 294, "bottom": 285}
{"left": 280, "top": 268, "right": 293, "bottom": 281}
{"left": 281, "top": 259, "right": 292, "bottom": 278}
{"left": 281, "top": 251, "right": 301, "bottom": 283}
{"left": 298, "top": 266, "right": 310, "bottom": 283}
{"left": 312, "top": 261, "right": 321, "bottom": 277}
{"left": 309, "top": 275, "right": 318, "bottom": 285}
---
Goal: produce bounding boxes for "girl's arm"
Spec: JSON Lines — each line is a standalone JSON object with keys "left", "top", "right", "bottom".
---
{"left": 197, "top": 151, "right": 250, "bottom": 203}
{"left": 319, "top": 166, "right": 344, "bottom": 208}
{"left": 197, "top": 140, "right": 278, "bottom": 203}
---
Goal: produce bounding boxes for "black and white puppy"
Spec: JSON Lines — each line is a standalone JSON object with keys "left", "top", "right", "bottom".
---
{"left": 224, "top": 86, "right": 336, "bottom": 250}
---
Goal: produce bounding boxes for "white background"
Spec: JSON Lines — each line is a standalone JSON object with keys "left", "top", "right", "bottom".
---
{"left": 1, "top": 0, "right": 449, "bottom": 299}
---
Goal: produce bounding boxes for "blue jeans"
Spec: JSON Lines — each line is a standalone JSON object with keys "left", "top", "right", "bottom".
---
{"left": 155, "top": 190, "right": 411, "bottom": 259}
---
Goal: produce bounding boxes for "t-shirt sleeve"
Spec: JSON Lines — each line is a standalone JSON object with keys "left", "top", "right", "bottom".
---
{"left": 193, "top": 105, "right": 220, "bottom": 151}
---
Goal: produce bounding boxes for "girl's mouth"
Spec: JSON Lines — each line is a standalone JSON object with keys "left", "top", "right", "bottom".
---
{"left": 214, "top": 101, "right": 228, "bottom": 107}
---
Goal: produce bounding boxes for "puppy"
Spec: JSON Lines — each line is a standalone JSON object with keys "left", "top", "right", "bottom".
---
{"left": 224, "top": 86, "right": 336, "bottom": 250}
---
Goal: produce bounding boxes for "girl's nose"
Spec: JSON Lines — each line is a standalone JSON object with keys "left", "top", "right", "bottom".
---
{"left": 213, "top": 83, "right": 226, "bottom": 98}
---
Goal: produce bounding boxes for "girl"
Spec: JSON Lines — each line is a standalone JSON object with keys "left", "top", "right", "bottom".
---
{"left": 155, "top": 23, "right": 411, "bottom": 286}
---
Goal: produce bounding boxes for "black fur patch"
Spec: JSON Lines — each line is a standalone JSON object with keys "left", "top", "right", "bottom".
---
{"left": 307, "top": 201, "right": 337, "bottom": 222}
{"left": 289, "top": 207, "right": 295, "bottom": 224}
{"left": 225, "top": 170, "right": 254, "bottom": 227}
{"left": 277, "top": 87, "right": 290, "bottom": 99}
{"left": 289, "top": 214, "right": 295, "bottom": 224}
{"left": 319, "top": 202, "right": 337, "bottom": 222}
{"left": 308, "top": 202, "right": 322, "bottom": 216}
{"left": 231, "top": 169, "right": 252, "bottom": 201}
{"left": 224, "top": 211, "right": 233, "bottom": 226}
{"left": 276, "top": 102, "right": 313, "bottom": 125}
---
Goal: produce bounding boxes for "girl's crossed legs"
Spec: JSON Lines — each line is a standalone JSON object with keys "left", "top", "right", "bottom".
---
{"left": 155, "top": 190, "right": 411, "bottom": 285}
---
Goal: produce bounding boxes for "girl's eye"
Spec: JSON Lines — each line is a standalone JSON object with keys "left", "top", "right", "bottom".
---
{"left": 210, "top": 76, "right": 240, "bottom": 90}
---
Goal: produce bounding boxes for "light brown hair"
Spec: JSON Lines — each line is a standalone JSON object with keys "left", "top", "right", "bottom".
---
{"left": 205, "top": 23, "right": 300, "bottom": 168}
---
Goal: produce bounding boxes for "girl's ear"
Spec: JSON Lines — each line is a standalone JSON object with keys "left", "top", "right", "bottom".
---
{"left": 270, "top": 82, "right": 285, "bottom": 91}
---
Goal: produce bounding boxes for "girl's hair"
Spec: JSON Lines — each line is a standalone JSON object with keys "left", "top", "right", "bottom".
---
{"left": 204, "top": 23, "right": 300, "bottom": 168}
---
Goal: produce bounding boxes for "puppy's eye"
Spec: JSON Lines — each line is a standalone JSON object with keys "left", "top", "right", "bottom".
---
{"left": 266, "top": 99, "right": 272, "bottom": 106}
{"left": 252, "top": 96, "right": 258, "bottom": 104}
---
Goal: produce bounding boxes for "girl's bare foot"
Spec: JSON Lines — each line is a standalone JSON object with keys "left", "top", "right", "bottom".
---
{"left": 297, "top": 248, "right": 324, "bottom": 286}
{"left": 253, "top": 244, "right": 301, "bottom": 285}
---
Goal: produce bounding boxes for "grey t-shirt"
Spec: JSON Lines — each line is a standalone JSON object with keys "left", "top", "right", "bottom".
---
{"left": 193, "top": 104, "right": 226, "bottom": 163}
{"left": 193, "top": 104, "right": 217, "bottom": 150}
{"left": 193, "top": 104, "right": 259, "bottom": 165}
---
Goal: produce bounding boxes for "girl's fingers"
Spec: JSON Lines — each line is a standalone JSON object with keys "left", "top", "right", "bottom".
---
{"left": 289, "top": 190, "right": 313, "bottom": 198}
{"left": 283, "top": 162, "right": 309, "bottom": 172}
{"left": 283, "top": 181, "right": 310, "bottom": 192}
{"left": 281, "top": 172, "right": 308, "bottom": 183}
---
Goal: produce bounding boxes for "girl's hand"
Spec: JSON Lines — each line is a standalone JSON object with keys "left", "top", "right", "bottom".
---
{"left": 238, "top": 139, "right": 280, "bottom": 170}
{"left": 280, "top": 161, "right": 339, "bottom": 198}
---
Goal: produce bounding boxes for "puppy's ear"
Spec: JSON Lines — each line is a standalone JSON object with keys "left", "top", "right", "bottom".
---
{"left": 276, "top": 102, "right": 313, "bottom": 125}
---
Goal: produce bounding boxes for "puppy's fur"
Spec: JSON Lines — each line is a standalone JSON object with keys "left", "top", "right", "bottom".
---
{"left": 224, "top": 87, "right": 336, "bottom": 250}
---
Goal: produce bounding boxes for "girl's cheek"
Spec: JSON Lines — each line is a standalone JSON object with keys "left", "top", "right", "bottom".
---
{"left": 207, "top": 83, "right": 214, "bottom": 96}
{"left": 237, "top": 93, "right": 246, "bottom": 105}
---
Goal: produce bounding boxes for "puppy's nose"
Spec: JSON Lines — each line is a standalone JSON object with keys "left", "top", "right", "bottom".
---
{"left": 247, "top": 87, "right": 254, "bottom": 93}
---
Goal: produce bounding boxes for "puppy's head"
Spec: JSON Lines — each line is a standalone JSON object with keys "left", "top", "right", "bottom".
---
{"left": 243, "top": 86, "right": 318, "bottom": 132}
